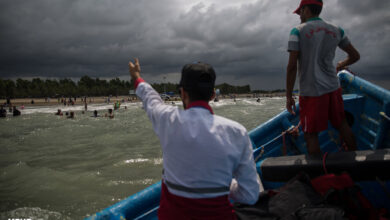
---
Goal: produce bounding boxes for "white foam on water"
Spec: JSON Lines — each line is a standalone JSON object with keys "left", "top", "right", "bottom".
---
{"left": 107, "top": 178, "right": 154, "bottom": 186}
{"left": 241, "top": 99, "right": 264, "bottom": 106}
{"left": 114, "top": 158, "right": 163, "bottom": 167}
{"left": 18, "top": 102, "right": 143, "bottom": 115}
{"left": 153, "top": 158, "right": 163, "bottom": 165}
{"left": 209, "top": 99, "right": 237, "bottom": 107}
{"left": 0, "top": 207, "right": 72, "bottom": 220}
{"left": 269, "top": 97, "right": 284, "bottom": 100}
{"left": 124, "top": 158, "right": 149, "bottom": 164}
{"left": 16, "top": 98, "right": 282, "bottom": 115}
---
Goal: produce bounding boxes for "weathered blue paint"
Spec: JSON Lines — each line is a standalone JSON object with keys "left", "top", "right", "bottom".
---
{"left": 85, "top": 182, "right": 161, "bottom": 220}
{"left": 86, "top": 71, "right": 390, "bottom": 219}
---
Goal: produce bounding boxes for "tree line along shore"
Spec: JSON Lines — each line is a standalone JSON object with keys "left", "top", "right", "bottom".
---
{"left": 0, "top": 76, "right": 287, "bottom": 101}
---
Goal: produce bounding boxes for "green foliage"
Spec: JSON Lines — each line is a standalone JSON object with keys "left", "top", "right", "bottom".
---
{"left": 0, "top": 76, "right": 133, "bottom": 98}
{"left": 0, "top": 76, "right": 281, "bottom": 98}
{"left": 150, "top": 82, "right": 178, "bottom": 94}
{"left": 215, "top": 83, "right": 251, "bottom": 94}
{"left": 1, "top": 80, "right": 16, "bottom": 98}
{"left": 150, "top": 82, "right": 251, "bottom": 95}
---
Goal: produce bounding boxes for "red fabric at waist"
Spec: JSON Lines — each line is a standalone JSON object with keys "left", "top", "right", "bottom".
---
{"left": 158, "top": 181, "right": 236, "bottom": 220}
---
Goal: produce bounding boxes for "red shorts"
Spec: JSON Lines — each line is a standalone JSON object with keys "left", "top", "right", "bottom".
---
{"left": 158, "top": 182, "right": 236, "bottom": 220}
{"left": 299, "top": 88, "right": 345, "bottom": 133}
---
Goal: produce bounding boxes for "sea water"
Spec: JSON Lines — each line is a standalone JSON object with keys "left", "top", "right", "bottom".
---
{"left": 0, "top": 97, "right": 285, "bottom": 219}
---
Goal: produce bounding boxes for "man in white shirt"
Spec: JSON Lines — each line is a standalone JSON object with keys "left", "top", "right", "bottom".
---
{"left": 129, "top": 58, "right": 260, "bottom": 219}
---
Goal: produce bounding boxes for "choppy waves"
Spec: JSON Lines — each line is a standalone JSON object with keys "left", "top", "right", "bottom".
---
{"left": 0, "top": 97, "right": 286, "bottom": 219}
{"left": 19, "top": 102, "right": 143, "bottom": 115}
{"left": 0, "top": 207, "right": 72, "bottom": 220}
{"left": 15, "top": 97, "right": 283, "bottom": 115}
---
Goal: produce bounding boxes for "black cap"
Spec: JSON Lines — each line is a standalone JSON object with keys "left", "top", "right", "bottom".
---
{"left": 179, "top": 62, "right": 216, "bottom": 91}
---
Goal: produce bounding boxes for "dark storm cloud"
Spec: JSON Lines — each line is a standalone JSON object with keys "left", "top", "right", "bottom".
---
{"left": 0, "top": 0, "right": 389, "bottom": 89}
{"left": 324, "top": 0, "right": 390, "bottom": 73}
{"left": 0, "top": 0, "right": 180, "bottom": 74}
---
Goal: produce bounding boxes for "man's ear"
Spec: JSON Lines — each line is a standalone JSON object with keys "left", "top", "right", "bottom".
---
{"left": 180, "top": 87, "right": 187, "bottom": 100}
{"left": 209, "top": 90, "right": 216, "bottom": 101}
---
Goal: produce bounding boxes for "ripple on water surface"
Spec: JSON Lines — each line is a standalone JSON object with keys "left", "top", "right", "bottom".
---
{"left": 0, "top": 98, "right": 285, "bottom": 218}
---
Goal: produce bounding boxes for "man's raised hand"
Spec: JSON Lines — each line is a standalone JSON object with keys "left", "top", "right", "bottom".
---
{"left": 129, "top": 58, "right": 141, "bottom": 80}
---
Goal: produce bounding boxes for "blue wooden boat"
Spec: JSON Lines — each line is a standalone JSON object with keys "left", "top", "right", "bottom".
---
{"left": 86, "top": 70, "right": 390, "bottom": 220}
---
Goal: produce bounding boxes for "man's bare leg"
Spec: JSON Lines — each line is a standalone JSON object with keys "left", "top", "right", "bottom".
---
{"left": 338, "top": 119, "right": 357, "bottom": 151}
{"left": 304, "top": 132, "right": 322, "bottom": 155}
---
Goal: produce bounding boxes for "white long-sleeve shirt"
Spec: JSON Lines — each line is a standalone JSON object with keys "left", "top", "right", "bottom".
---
{"left": 136, "top": 79, "right": 260, "bottom": 205}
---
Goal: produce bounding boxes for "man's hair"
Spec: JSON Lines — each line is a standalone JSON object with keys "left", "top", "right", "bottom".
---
{"left": 305, "top": 4, "right": 322, "bottom": 15}
{"left": 186, "top": 74, "right": 214, "bottom": 102}
{"left": 179, "top": 63, "right": 216, "bottom": 102}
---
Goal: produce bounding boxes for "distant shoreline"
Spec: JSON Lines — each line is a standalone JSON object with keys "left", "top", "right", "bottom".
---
{"left": 0, "top": 96, "right": 137, "bottom": 107}
{"left": 1, "top": 92, "right": 286, "bottom": 108}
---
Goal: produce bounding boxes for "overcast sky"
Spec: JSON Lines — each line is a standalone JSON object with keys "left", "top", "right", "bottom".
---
{"left": 0, "top": 0, "right": 389, "bottom": 90}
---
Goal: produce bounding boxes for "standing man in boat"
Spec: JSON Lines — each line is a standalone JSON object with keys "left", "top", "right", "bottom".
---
{"left": 286, "top": 0, "right": 360, "bottom": 155}
{"left": 129, "top": 58, "right": 260, "bottom": 219}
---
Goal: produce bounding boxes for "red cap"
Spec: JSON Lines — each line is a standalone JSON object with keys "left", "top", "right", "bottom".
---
{"left": 293, "top": 0, "right": 323, "bottom": 14}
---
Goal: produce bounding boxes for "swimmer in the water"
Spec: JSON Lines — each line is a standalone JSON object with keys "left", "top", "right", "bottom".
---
{"left": 105, "top": 109, "right": 114, "bottom": 119}
{"left": 0, "top": 106, "right": 6, "bottom": 117}
{"left": 13, "top": 106, "right": 21, "bottom": 116}
{"left": 92, "top": 110, "right": 99, "bottom": 117}
{"left": 67, "top": 111, "right": 74, "bottom": 119}
{"left": 55, "top": 109, "right": 63, "bottom": 116}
